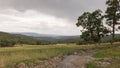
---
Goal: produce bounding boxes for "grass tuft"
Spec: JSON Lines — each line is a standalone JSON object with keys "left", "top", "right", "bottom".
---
{"left": 87, "top": 62, "right": 97, "bottom": 68}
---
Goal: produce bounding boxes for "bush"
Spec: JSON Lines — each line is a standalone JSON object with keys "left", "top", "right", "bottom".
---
{"left": 76, "top": 40, "right": 86, "bottom": 45}
{"left": 76, "top": 39, "right": 95, "bottom": 45}
{"left": 0, "top": 40, "right": 16, "bottom": 47}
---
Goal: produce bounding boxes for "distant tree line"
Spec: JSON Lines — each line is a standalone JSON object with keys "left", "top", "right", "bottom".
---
{"left": 76, "top": 0, "right": 120, "bottom": 44}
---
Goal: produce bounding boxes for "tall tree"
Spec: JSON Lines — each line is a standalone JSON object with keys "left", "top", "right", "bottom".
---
{"left": 76, "top": 10, "right": 109, "bottom": 43}
{"left": 105, "top": 0, "right": 120, "bottom": 43}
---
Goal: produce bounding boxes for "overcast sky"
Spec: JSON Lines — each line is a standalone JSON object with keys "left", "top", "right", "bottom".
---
{"left": 0, "top": 0, "right": 109, "bottom": 35}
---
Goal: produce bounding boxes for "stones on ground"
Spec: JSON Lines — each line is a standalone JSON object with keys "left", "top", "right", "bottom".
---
{"left": 34, "top": 57, "right": 62, "bottom": 68}
{"left": 73, "top": 52, "right": 78, "bottom": 55}
{"left": 94, "top": 58, "right": 111, "bottom": 67}
{"left": 95, "top": 61, "right": 111, "bottom": 67}
{"left": 16, "top": 63, "right": 28, "bottom": 68}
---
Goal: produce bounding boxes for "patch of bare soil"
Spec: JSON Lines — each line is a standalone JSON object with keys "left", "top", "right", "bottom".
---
{"left": 57, "top": 50, "right": 95, "bottom": 68}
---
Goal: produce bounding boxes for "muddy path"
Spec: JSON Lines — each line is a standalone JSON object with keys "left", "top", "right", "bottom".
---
{"left": 57, "top": 51, "right": 95, "bottom": 68}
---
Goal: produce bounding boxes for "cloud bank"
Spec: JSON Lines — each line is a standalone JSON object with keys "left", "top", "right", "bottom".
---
{"left": 0, "top": 0, "right": 114, "bottom": 35}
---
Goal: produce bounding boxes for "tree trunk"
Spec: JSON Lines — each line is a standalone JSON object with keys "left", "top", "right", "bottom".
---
{"left": 112, "top": 6, "right": 117, "bottom": 44}
{"left": 112, "top": 22, "right": 115, "bottom": 42}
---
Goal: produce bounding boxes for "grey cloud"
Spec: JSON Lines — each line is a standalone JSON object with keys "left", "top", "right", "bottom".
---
{"left": 0, "top": 0, "right": 106, "bottom": 20}
{"left": 0, "top": 0, "right": 110, "bottom": 35}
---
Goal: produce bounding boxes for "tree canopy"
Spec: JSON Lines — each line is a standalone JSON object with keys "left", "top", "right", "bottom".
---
{"left": 76, "top": 10, "right": 110, "bottom": 43}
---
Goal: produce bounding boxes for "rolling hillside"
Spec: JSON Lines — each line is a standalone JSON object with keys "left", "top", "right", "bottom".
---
{"left": 0, "top": 32, "right": 50, "bottom": 46}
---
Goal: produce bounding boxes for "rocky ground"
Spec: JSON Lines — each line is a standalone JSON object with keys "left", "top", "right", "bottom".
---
{"left": 57, "top": 51, "right": 95, "bottom": 68}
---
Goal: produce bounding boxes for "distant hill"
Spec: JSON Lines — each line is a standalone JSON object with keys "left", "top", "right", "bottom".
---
{"left": 13, "top": 32, "right": 80, "bottom": 42}
{"left": 0, "top": 32, "right": 50, "bottom": 46}
{"left": 13, "top": 32, "right": 120, "bottom": 42}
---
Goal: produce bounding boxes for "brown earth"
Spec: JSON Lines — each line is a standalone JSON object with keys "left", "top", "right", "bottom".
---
{"left": 57, "top": 51, "right": 95, "bottom": 68}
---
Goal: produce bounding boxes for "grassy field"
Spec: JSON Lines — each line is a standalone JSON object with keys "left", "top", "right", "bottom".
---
{"left": 0, "top": 43, "right": 119, "bottom": 68}
{"left": 93, "top": 46, "right": 120, "bottom": 68}
{"left": 0, "top": 44, "right": 85, "bottom": 68}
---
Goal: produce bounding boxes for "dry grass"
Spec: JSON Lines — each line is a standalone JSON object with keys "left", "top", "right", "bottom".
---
{"left": 0, "top": 44, "right": 83, "bottom": 68}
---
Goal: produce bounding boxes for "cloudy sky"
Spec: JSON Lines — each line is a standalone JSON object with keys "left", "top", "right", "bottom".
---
{"left": 0, "top": 0, "right": 107, "bottom": 35}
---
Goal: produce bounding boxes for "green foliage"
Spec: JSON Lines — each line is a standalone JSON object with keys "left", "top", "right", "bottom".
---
{"left": 76, "top": 0, "right": 120, "bottom": 44}
{"left": 81, "top": 31, "right": 91, "bottom": 42}
{"left": 105, "top": 0, "right": 120, "bottom": 22}
{"left": 76, "top": 9, "right": 110, "bottom": 43}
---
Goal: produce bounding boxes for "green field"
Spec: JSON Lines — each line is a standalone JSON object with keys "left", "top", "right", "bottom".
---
{"left": 0, "top": 43, "right": 119, "bottom": 68}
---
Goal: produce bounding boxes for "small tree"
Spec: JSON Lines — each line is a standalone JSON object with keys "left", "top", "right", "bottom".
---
{"left": 105, "top": 0, "right": 120, "bottom": 43}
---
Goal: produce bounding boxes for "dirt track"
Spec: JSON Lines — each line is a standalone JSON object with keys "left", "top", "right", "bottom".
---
{"left": 57, "top": 51, "right": 95, "bottom": 68}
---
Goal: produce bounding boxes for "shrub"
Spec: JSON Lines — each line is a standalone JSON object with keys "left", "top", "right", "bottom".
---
{"left": 0, "top": 40, "right": 16, "bottom": 47}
